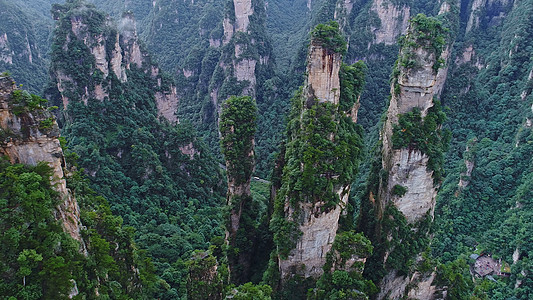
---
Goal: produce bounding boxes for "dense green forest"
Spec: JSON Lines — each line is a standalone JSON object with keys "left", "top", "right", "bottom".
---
{"left": 1, "top": 0, "right": 532, "bottom": 299}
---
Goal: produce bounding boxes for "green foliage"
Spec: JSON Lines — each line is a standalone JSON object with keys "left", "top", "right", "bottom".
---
{"left": 271, "top": 53, "right": 365, "bottom": 263}
{"left": 391, "top": 100, "right": 451, "bottom": 183}
{"left": 339, "top": 62, "right": 367, "bottom": 112}
{"left": 398, "top": 14, "right": 449, "bottom": 72}
{"left": 220, "top": 96, "right": 257, "bottom": 185}
{"left": 435, "top": 258, "right": 476, "bottom": 299}
{"left": 0, "top": 1, "right": 50, "bottom": 93}
{"left": 430, "top": 1, "right": 533, "bottom": 297}
{"left": 10, "top": 90, "right": 48, "bottom": 116}
{"left": 391, "top": 184, "right": 407, "bottom": 197}
{"left": 225, "top": 282, "right": 272, "bottom": 300}
{"left": 330, "top": 231, "right": 373, "bottom": 267}
{"left": 39, "top": 117, "right": 55, "bottom": 130}
{"left": 45, "top": 2, "right": 227, "bottom": 297}
{"left": 310, "top": 21, "right": 347, "bottom": 54}
{"left": 310, "top": 232, "right": 375, "bottom": 300}
{"left": 186, "top": 250, "right": 223, "bottom": 300}
{"left": 381, "top": 205, "right": 432, "bottom": 275}
{"left": 0, "top": 157, "right": 150, "bottom": 299}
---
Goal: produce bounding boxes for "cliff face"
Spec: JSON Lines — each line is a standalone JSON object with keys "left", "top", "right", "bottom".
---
{"left": 380, "top": 45, "right": 451, "bottom": 224}
{"left": 272, "top": 23, "right": 365, "bottom": 284}
{"left": 220, "top": 0, "right": 260, "bottom": 98}
{"left": 0, "top": 76, "right": 83, "bottom": 244}
{"left": 219, "top": 96, "right": 257, "bottom": 283}
{"left": 370, "top": 0, "right": 410, "bottom": 45}
{"left": 0, "top": 1, "right": 50, "bottom": 93}
{"left": 278, "top": 42, "right": 345, "bottom": 279}
{"left": 49, "top": 2, "right": 178, "bottom": 123}
{"left": 466, "top": 0, "right": 515, "bottom": 33}
{"left": 306, "top": 43, "right": 342, "bottom": 104}
{"left": 359, "top": 13, "right": 453, "bottom": 299}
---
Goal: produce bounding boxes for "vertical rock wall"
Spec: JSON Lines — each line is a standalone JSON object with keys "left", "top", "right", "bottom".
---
{"left": 370, "top": 0, "right": 410, "bottom": 45}
{"left": 379, "top": 44, "right": 450, "bottom": 224}
{"left": 50, "top": 3, "right": 179, "bottom": 123}
{"left": 305, "top": 43, "right": 342, "bottom": 105}
{"left": 361, "top": 13, "right": 454, "bottom": 299}
{"left": 221, "top": 0, "right": 258, "bottom": 98}
{"left": 277, "top": 39, "right": 357, "bottom": 279}
{"left": 0, "top": 76, "right": 84, "bottom": 245}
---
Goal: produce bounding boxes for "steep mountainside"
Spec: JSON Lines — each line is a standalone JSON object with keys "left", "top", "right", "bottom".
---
{"left": 432, "top": 0, "right": 533, "bottom": 297}
{"left": 267, "top": 22, "right": 373, "bottom": 299}
{"left": 359, "top": 12, "right": 455, "bottom": 299}
{"left": 1, "top": 0, "right": 533, "bottom": 298}
{"left": 0, "top": 75, "right": 152, "bottom": 299}
{"left": 0, "top": 1, "right": 51, "bottom": 93}
{"left": 43, "top": 1, "right": 226, "bottom": 297}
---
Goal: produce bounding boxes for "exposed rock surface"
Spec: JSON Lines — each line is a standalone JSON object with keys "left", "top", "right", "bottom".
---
{"left": 0, "top": 76, "right": 84, "bottom": 244}
{"left": 278, "top": 42, "right": 354, "bottom": 279}
{"left": 280, "top": 186, "right": 350, "bottom": 278}
{"left": 223, "top": 0, "right": 257, "bottom": 97}
{"left": 234, "top": 0, "right": 253, "bottom": 32}
{"left": 369, "top": 14, "right": 453, "bottom": 299}
{"left": 466, "top": 0, "right": 515, "bottom": 33}
{"left": 305, "top": 44, "right": 342, "bottom": 104}
{"left": 155, "top": 87, "right": 179, "bottom": 123}
{"left": 0, "top": 33, "right": 13, "bottom": 64}
{"left": 371, "top": 0, "right": 410, "bottom": 45}
{"left": 458, "top": 141, "right": 476, "bottom": 190}
{"left": 387, "top": 150, "right": 437, "bottom": 223}
{"left": 49, "top": 4, "right": 179, "bottom": 123}
{"left": 380, "top": 43, "right": 450, "bottom": 224}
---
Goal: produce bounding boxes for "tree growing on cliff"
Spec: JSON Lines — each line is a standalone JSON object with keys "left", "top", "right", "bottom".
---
{"left": 219, "top": 95, "right": 259, "bottom": 284}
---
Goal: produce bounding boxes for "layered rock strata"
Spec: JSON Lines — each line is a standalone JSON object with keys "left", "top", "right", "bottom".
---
{"left": 274, "top": 25, "right": 364, "bottom": 281}
{"left": 279, "top": 42, "right": 345, "bottom": 279}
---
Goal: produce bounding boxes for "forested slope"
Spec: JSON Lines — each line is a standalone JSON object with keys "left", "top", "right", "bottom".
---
{"left": 1, "top": 0, "right": 532, "bottom": 299}
{"left": 42, "top": 1, "right": 227, "bottom": 297}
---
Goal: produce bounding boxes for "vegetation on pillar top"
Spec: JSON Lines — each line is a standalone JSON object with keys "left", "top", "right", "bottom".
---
{"left": 310, "top": 21, "right": 347, "bottom": 55}
{"left": 398, "top": 13, "right": 449, "bottom": 72}
{"left": 270, "top": 57, "right": 366, "bottom": 258}
{"left": 220, "top": 96, "right": 257, "bottom": 186}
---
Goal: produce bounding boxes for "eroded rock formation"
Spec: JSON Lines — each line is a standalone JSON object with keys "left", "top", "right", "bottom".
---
{"left": 219, "top": 96, "right": 257, "bottom": 284}
{"left": 359, "top": 13, "right": 454, "bottom": 299}
{"left": 49, "top": 2, "right": 178, "bottom": 123}
{"left": 0, "top": 76, "right": 84, "bottom": 244}
{"left": 466, "top": 0, "right": 515, "bottom": 33}
{"left": 278, "top": 41, "right": 345, "bottom": 279}
{"left": 306, "top": 43, "right": 342, "bottom": 104}
{"left": 272, "top": 23, "right": 365, "bottom": 284}
{"left": 370, "top": 0, "right": 410, "bottom": 45}
{"left": 220, "top": 0, "right": 260, "bottom": 98}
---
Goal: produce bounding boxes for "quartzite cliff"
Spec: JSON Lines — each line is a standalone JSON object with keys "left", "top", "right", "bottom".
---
{"left": 0, "top": 76, "right": 83, "bottom": 244}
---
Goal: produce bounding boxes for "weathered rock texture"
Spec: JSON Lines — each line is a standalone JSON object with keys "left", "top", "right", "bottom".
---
{"left": 219, "top": 96, "right": 257, "bottom": 284}
{"left": 364, "top": 14, "right": 453, "bottom": 299}
{"left": 305, "top": 43, "right": 342, "bottom": 104}
{"left": 380, "top": 47, "right": 450, "bottom": 225}
{"left": 0, "top": 33, "right": 13, "bottom": 64}
{"left": 370, "top": 0, "right": 410, "bottom": 45}
{"left": 49, "top": 4, "right": 178, "bottom": 123}
{"left": 220, "top": 0, "right": 259, "bottom": 98}
{"left": 277, "top": 41, "right": 356, "bottom": 279}
{"left": 279, "top": 186, "right": 351, "bottom": 278}
{"left": 0, "top": 76, "right": 84, "bottom": 244}
{"left": 466, "top": 0, "right": 515, "bottom": 33}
